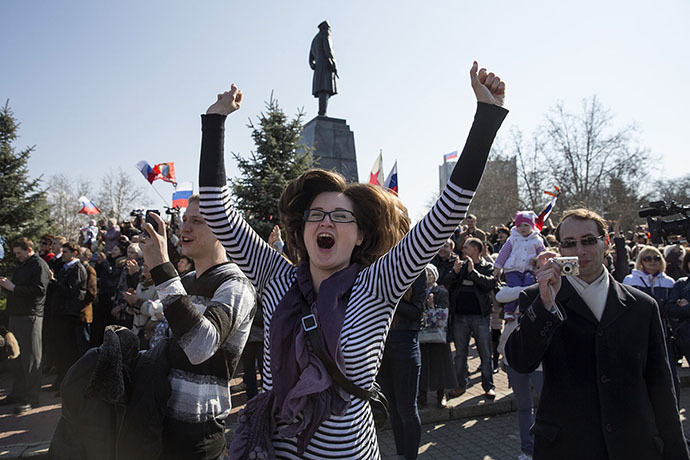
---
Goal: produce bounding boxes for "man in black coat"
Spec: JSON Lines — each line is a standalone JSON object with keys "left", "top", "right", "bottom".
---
{"left": 0, "top": 237, "right": 51, "bottom": 413}
{"left": 506, "top": 208, "right": 688, "bottom": 460}
{"left": 50, "top": 241, "right": 87, "bottom": 390}
{"left": 431, "top": 239, "right": 460, "bottom": 290}
{"left": 445, "top": 237, "right": 497, "bottom": 399}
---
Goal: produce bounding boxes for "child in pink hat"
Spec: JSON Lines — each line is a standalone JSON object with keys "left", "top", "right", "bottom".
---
{"left": 493, "top": 211, "right": 546, "bottom": 321}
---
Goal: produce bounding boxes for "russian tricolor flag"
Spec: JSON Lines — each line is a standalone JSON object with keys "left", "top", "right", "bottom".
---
{"left": 536, "top": 186, "right": 560, "bottom": 230}
{"left": 172, "top": 182, "right": 194, "bottom": 209}
{"left": 78, "top": 196, "right": 101, "bottom": 215}
{"left": 136, "top": 161, "right": 158, "bottom": 183}
{"left": 383, "top": 161, "right": 398, "bottom": 195}
{"left": 443, "top": 150, "right": 458, "bottom": 161}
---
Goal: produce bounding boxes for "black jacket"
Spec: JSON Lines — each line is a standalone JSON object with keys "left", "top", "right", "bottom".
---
{"left": 506, "top": 276, "right": 689, "bottom": 460}
{"left": 50, "top": 326, "right": 172, "bottom": 460}
{"left": 667, "top": 277, "right": 690, "bottom": 324}
{"left": 431, "top": 253, "right": 459, "bottom": 291}
{"left": 50, "top": 261, "right": 87, "bottom": 317}
{"left": 96, "top": 256, "right": 125, "bottom": 292}
{"left": 446, "top": 258, "right": 496, "bottom": 316}
{"left": 5, "top": 254, "right": 50, "bottom": 316}
{"left": 610, "top": 236, "right": 630, "bottom": 283}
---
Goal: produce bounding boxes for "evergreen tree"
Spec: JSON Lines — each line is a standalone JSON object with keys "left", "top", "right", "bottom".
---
{"left": 0, "top": 101, "right": 50, "bottom": 271}
{"left": 231, "top": 94, "right": 314, "bottom": 239}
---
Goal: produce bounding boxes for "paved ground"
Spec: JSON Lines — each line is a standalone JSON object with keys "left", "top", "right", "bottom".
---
{"left": 379, "top": 388, "right": 690, "bottom": 459}
{"left": 2, "top": 345, "right": 690, "bottom": 459}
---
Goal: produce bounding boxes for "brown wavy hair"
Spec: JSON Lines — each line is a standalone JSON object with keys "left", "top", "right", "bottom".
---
{"left": 278, "top": 169, "right": 410, "bottom": 266}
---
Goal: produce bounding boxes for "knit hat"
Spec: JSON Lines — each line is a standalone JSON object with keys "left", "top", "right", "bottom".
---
{"left": 425, "top": 263, "right": 439, "bottom": 284}
{"left": 514, "top": 211, "right": 536, "bottom": 229}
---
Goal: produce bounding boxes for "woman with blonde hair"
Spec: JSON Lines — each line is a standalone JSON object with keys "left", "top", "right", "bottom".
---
{"left": 194, "top": 62, "right": 507, "bottom": 459}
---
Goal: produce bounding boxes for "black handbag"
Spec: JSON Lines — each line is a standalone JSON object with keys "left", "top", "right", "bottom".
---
{"left": 299, "top": 303, "right": 389, "bottom": 429}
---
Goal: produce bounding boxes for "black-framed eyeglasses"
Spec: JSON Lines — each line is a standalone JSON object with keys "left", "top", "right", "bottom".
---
{"left": 39, "top": 241, "right": 51, "bottom": 245}
{"left": 642, "top": 255, "right": 662, "bottom": 262}
{"left": 304, "top": 209, "right": 357, "bottom": 223}
{"left": 559, "top": 235, "right": 604, "bottom": 249}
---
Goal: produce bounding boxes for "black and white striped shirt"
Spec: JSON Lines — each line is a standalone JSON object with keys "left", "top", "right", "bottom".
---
{"left": 198, "top": 102, "right": 507, "bottom": 459}
{"left": 150, "top": 261, "right": 256, "bottom": 458}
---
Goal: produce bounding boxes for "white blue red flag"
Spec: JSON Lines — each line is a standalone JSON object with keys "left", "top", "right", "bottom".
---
{"left": 136, "top": 161, "right": 157, "bottom": 183}
{"left": 536, "top": 186, "right": 560, "bottom": 230}
{"left": 78, "top": 196, "right": 101, "bottom": 215}
{"left": 136, "top": 161, "right": 177, "bottom": 185}
{"left": 172, "top": 182, "right": 194, "bottom": 209}
{"left": 443, "top": 150, "right": 458, "bottom": 161}
{"left": 383, "top": 161, "right": 398, "bottom": 195}
{"left": 368, "top": 153, "right": 384, "bottom": 186}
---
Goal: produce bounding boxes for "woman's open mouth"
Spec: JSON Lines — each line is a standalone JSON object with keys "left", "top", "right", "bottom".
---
{"left": 317, "top": 233, "right": 335, "bottom": 249}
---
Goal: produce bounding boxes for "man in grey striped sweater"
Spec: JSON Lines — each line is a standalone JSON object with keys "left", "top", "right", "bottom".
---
{"left": 141, "top": 196, "right": 256, "bottom": 460}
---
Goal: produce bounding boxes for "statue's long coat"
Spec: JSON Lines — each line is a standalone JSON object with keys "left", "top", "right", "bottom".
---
{"left": 309, "top": 30, "right": 337, "bottom": 96}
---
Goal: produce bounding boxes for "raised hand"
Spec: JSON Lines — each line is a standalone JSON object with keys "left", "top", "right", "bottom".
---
{"left": 535, "top": 252, "right": 563, "bottom": 308}
{"left": 427, "top": 293, "right": 435, "bottom": 309}
{"left": 207, "top": 83, "right": 243, "bottom": 116}
{"left": 123, "top": 289, "right": 138, "bottom": 307}
{"left": 268, "top": 225, "right": 282, "bottom": 246}
{"left": 126, "top": 258, "right": 139, "bottom": 275}
{"left": 470, "top": 61, "right": 505, "bottom": 107}
{"left": 140, "top": 212, "right": 170, "bottom": 269}
{"left": 453, "top": 257, "right": 464, "bottom": 274}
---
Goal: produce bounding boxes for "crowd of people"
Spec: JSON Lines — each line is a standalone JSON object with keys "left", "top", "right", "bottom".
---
{"left": 0, "top": 62, "right": 688, "bottom": 460}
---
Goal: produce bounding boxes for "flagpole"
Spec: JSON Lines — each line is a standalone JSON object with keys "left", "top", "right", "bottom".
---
{"left": 150, "top": 182, "right": 170, "bottom": 209}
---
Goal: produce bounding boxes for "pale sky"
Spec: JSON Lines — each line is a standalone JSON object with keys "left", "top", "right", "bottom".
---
{"left": 2, "top": 0, "right": 688, "bottom": 221}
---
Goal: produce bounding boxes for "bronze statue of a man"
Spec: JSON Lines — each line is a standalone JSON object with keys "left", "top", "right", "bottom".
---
{"left": 309, "top": 20, "right": 338, "bottom": 116}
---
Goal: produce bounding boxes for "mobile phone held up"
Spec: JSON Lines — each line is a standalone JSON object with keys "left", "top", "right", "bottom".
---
{"left": 145, "top": 210, "right": 161, "bottom": 235}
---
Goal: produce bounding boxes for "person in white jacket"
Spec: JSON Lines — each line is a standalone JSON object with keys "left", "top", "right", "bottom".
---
{"left": 494, "top": 211, "right": 546, "bottom": 321}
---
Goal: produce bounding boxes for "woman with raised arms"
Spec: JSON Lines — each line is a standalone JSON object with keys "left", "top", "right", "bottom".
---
{"left": 199, "top": 62, "right": 507, "bottom": 459}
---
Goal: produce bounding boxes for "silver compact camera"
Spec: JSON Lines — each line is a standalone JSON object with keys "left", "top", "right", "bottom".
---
{"left": 552, "top": 256, "right": 580, "bottom": 276}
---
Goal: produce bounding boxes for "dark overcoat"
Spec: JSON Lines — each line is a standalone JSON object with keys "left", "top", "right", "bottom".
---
{"left": 505, "top": 274, "right": 689, "bottom": 460}
{"left": 309, "top": 29, "right": 337, "bottom": 96}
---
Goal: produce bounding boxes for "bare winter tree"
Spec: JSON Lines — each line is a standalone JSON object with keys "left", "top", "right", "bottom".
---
{"left": 543, "top": 96, "right": 652, "bottom": 211}
{"left": 512, "top": 96, "right": 653, "bottom": 227}
{"left": 46, "top": 174, "right": 93, "bottom": 239}
{"left": 649, "top": 174, "right": 690, "bottom": 206}
{"left": 511, "top": 128, "right": 551, "bottom": 211}
{"left": 97, "top": 168, "right": 150, "bottom": 220}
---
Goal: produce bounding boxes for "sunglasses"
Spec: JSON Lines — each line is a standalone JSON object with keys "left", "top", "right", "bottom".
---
{"left": 642, "top": 255, "right": 662, "bottom": 262}
{"left": 559, "top": 235, "right": 604, "bottom": 249}
{"left": 304, "top": 209, "right": 357, "bottom": 224}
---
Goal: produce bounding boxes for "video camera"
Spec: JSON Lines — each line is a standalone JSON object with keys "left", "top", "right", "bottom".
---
{"left": 164, "top": 206, "right": 181, "bottom": 233}
{"left": 638, "top": 200, "right": 690, "bottom": 244}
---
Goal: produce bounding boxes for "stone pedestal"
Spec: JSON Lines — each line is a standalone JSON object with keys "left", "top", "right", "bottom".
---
{"left": 301, "top": 116, "right": 359, "bottom": 183}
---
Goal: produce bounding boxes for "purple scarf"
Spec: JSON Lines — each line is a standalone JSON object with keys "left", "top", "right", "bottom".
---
{"left": 229, "top": 262, "right": 361, "bottom": 459}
